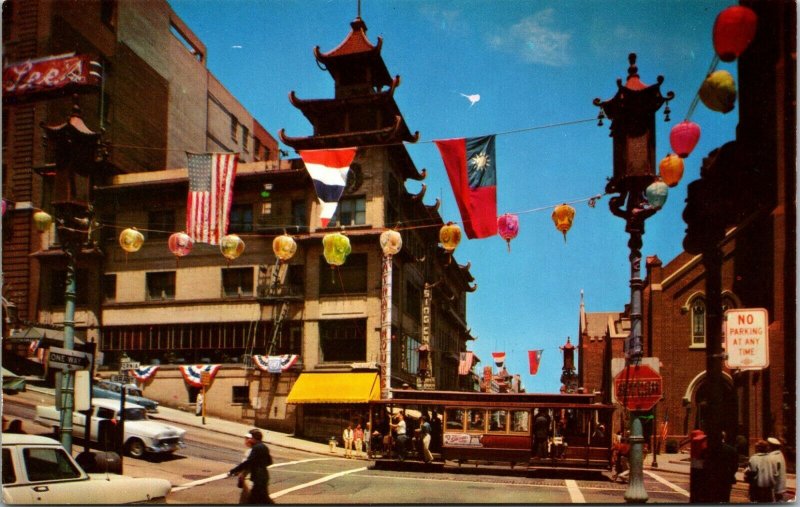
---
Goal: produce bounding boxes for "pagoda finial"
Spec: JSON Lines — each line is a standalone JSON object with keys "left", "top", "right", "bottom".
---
{"left": 357, "top": 0, "right": 361, "bottom": 18}
{"left": 627, "top": 53, "right": 638, "bottom": 80}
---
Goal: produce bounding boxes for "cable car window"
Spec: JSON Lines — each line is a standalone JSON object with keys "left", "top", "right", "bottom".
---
{"left": 510, "top": 410, "right": 530, "bottom": 433}
{"left": 445, "top": 408, "right": 465, "bottom": 431}
{"left": 467, "top": 409, "right": 486, "bottom": 432}
{"left": 488, "top": 409, "right": 508, "bottom": 432}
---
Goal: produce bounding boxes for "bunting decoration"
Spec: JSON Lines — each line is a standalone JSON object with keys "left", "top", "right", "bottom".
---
{"left": 458, "top": 351, "right": 474, "bottom": 375}
{"left": 179, "top": 364, "right": 222, "bottom": 388}
{"left": 491, "top": 351, "right": 506, "bottom": 368}
{"left": 528, "top": 349, "right": 543, "bottom": 375}
{"left": 299, "top": 148, "right": 358, "bottom": 228}
{"left": 435, "top": 135, "right": 498, "bottom": 239}
{"left": 186, "top": 152, "right": 239, "bottom": 245}
{"left": 132, "top": 365, "right": 160, "bottom": 382}
{"left": 252, "top": 354, "right": 300, "bottom": 373}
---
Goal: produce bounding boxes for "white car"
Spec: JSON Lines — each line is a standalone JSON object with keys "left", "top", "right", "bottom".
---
{"left": 2, "top": 433, "right": 172, "bottom": 504}
{"left": 35, "top": 398, "right": 186, "bottom": 459}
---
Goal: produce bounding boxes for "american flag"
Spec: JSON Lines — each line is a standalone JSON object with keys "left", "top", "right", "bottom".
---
{"left": 458, "top": 351, "right": 474, "bottom": 375}
{"left": 186, "top": 152, "right": 238, "bottom": 245}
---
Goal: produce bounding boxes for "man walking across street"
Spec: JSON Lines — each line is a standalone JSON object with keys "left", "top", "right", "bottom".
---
{"left": 229, "top": 429, "right": 273, "bottom": 504}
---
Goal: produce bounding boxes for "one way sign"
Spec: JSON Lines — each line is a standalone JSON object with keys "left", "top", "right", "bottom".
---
{"left": 48, "top": 347, "right": 92, "bottom": 371}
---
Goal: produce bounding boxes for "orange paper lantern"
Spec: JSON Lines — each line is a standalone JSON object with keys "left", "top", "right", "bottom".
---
{"left": 272, "top": 233, "right": 297, "bottom": 262}
{"left": 119, "top": 228, "right": 145, "bottom": 253}
{"left": 659, "top": 154, "right": 685, "bottom": 187}
{"left": 439, "top": 222, "right": 462, "bottom": 253}
{"left": 551, "top": 204, "right": 575, "bottom": 243}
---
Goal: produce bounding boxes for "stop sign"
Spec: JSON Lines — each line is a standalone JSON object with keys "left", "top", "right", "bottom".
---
{"left": 614, "top": 364, "right": 663, "bottom": 411}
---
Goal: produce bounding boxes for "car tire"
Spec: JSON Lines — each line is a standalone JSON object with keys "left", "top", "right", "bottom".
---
{"left": 126, "top": 438, "right": 146, "bottom": 459}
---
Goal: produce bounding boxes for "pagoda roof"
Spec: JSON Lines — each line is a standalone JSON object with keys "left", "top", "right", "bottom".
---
{"left": 280, "top": 115, "right": 419, "bottom": 151}
{"left": 314, "top": 17, "right": 393, "bottom": 89}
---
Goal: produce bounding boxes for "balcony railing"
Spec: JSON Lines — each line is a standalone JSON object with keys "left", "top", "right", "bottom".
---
{"left": 256, "top": 282, "right": 304, "bottom": 301}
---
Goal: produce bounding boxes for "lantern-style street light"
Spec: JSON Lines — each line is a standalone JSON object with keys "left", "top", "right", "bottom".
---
{"left": 40, "top": 100, "right": 106, "bottom": 453}
{"left": 594, "top": 53, "right": 673, "bottom": 503}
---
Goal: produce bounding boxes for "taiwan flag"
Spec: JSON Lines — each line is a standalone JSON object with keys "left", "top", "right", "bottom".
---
{"left": 528, "top": 349, "right": 543, "bottom": 375}
{"left": 435, "top": 135, "right": 498, "bottom": 239}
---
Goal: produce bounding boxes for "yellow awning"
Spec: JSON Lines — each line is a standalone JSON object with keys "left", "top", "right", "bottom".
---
{"left": 286, "top": 372, "right": 380, "bottom": 404}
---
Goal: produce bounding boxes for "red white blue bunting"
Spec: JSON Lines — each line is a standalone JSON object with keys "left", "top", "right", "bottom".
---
{"left": 132, "top": 365, "right": 160, "bottom": 382}
{"left": 179, "top": 364, "right": 222, "bottom": 388}
{"left": 252, "top": 355, "right": 299, "bottom": 373}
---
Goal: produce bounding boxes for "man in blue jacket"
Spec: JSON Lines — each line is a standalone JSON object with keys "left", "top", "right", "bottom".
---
{"left": 230, "top": 429, "right": 273, "bottom": 504}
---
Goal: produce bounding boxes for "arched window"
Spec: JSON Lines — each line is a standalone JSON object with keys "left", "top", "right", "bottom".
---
{"left": 691, "top": 297, "right": 706, "bottom": 347}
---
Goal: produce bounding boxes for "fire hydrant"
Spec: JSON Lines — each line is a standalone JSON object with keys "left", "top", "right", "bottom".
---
{"left": 329, "top": 437, "right": 338, "bottom": 453}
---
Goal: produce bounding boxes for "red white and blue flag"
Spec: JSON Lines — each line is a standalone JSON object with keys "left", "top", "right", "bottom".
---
{"left": 179, "top": 364, "right": 222, "bottom": 388}
{"left": 299, "top": 148, "right": 358, "bottom": 228}
{"left": 528, "top": 349, "right": 543, "bottom": 375}
{"left": 491, "top": 351, "right": 506, "bottom": 368}
{"left": 186, "top": 152, "right": 238, "bottom": 245}
{"left": 458, "top": 351, "right": 474, "bottom": 375}
{"left": 434, "top": 135, "right": 498, "bottom": 239}
{"left": 252, "top": 354, "right": 299, "bottom": 374}
{"left": 132, "top": 365, "right": 159, "bottom": 382}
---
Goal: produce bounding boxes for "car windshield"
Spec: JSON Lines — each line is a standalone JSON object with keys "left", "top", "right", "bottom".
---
{"left": 123, "top": 408, "right": 148, "bottom": 421}
{"left": 127, "top": 387, "right": 144, "bottom": 397}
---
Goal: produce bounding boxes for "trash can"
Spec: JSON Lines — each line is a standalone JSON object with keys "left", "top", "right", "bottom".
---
{"left": 76, "top": 450, "right": 122, "bottom": 474}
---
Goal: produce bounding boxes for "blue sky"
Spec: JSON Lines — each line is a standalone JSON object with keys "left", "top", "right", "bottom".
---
{"left": 169, "top": 0, "right": 740, "bottom": 393}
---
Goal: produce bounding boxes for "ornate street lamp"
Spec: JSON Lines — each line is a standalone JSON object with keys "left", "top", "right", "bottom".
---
{"left": 594, "top": 53, "right": 673, "bottom": 503}
{"left": 559, "top": 337, "right": 579, "bottom": 393}
{"left": 40, "top": 100, "right": 106, "bottom": 453}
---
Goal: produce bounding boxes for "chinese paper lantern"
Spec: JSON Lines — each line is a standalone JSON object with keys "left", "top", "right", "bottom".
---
{"left": 168, "top": 232, "right": 193, "bottom": 258}
{"left": 379, "top": 229, "right": 402, "bottom": 256}
{"left": 645, "top": 180, "right": 669, "bottom": 209}
{"left": 439, "top": 222, "right": 462, "bottom": 253}
{"left": 497, "top": 213, "right": 519, "bottom": 252}
{"left": 659, "top": 154, "right": 685, "bottom": 187}
{"left": 669, "top": 120, "right": 701, "bottom": 158}
{"left": 713, "top": 6, "right": 758, "bottom": 62}
{"left": 119, "top": 228, "right": 144, "bottom": 253}
{"left": 322, "top": 232, "right": 351, "bottom": 267}
{"left": 220, "top": 234, "right": 245, "bottom": 260}
{"left": 699, "top": 70, "right": 737, "bottom": 113}
{"left": 272, "top": 233, "right": 297, "bottom": 262}
{"left": 551, "top": 204, "right": 575, "bottom": 243}
{"left": 33, "top": 210, "right": 53, "bottom": 232}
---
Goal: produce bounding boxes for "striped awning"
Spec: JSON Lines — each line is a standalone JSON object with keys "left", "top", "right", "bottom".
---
{"left": 286, "top": 372, "right": 380, "bottom": 404}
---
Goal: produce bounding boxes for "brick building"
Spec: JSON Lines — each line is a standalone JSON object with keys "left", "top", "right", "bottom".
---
{"left": 578, "top": 1, "right": 795, "bottom": 454}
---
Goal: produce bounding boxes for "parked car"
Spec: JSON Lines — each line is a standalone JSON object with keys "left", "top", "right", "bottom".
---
{"left": 34, "top": 398, "right": 185, "bottom": 459}
{"left": 92, "top": 380, "right": 159, "bottom": 412}
{"left": 2, "top": 433, "right": 172, "bottom": 504}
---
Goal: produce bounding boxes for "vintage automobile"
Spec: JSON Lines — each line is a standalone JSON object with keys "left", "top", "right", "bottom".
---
{"left": 92, "top": 380, "right": 159, "bottom": 412}
{"left": 35, "top": 398, "right": 185, "bottom": 459}
{"left": 2, "top": 433, "right": 172, "bottom": 504}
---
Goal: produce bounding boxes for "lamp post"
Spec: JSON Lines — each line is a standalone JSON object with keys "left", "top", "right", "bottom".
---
{"left": 559, "top": 337, "right": 578, "bottom": 393}
{"left": 40, "top": 100, "right": 105, "bottom": 453}
{"left": 594, "top": 54, "right": 673, "bottom": 503}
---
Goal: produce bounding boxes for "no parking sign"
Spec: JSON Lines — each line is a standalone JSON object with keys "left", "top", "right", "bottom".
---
{"left": 724, "top": 308, "right": 769, "bottom": 370}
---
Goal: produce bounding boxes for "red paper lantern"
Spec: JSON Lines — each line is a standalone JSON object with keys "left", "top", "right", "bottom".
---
{"left": 669, "top": 121, "right": 701, "bottom": 158}
{"left": 713, "top": 6, "right": 758, "bottom": 62}
{"left": 168, "top": 232, "right": 194, "bottom": 258}
{"left": 659, "top": 154, "right": 685, "bottom": 187}
{"left": 497, "top": 213, "right": 519, "bottom": 252}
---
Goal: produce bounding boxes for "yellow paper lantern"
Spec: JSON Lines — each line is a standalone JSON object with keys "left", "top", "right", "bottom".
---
{"left": 33, "top": 210, "right": 53, "bottom": 233}
{"left": 322, "top": 232, "right": 351, "bottom": 267}
{"left": 551, "top": 204, "right": 575, "bottom": 243}
{"left": 439, "top": 222, "right": 462, "bottom": 253}
{"left": 699, "top": 70, "right": 737, "bottom": 113}
{"left": 119, "top": 228, "right": 144, "bottom": 253}
{"left": 379, "top": 229, "right": 402, "bottom": 256}
{"left": 220, "top": 234, "right": 245, "bottom": 260}
{"left": 659, "top": 154, "right": 685, "bottom": 187}
{"left": 272, "top": 234, "right": 297, "bottom": 262}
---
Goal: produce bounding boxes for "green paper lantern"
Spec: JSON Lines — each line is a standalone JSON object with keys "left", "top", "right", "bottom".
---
{"left": 323, "top": 232, "right": 351, "bottom": 267}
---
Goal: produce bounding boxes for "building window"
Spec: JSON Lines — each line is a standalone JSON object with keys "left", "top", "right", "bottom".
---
{"left": 319, "top": 319, "right": 365, "bottom": 362}
{"left": 292, "top": 200, "right": 307, "bottom": 229}
{"left": 228, "top": 204, "right": 253, "bottom": 233}
{"left": 329, "top": 197, "right": 366, "bottom": 227}
{"left": 50, "top": 270, "right": 89, "bottom": 306}
{"left": 103, "top": 274, "right": 117, "bottom": 302}
{"left": 222, "top": 267, "right": 253, "bottom": 297}
{"left": 169, "top": 22, "right": 203, "bottom": 61}
{"left": 691, "top": 297, "right": 706, "bottom": 347}
{"left": 318, "top": 253, "right": 367, "bottom": 295}
{"left": 403, "top": 335, "right": 420, "bottom": 374}
{"left": 230, "top": 115, "right": 239, "bottom": 142}
{"left": 405, "top": 282, "right": 421, "bottom": 321}
{"left": 146, "top": 271, "right": 176, "bottom": 301}
{"left": 241, "top": 126, "right": 249, "bottom": 153}
{"left": 147, "top": 209, "right": 174, "bottom": 239}
{"left": 232, "top": 385, "right": 249, "bottom": 404}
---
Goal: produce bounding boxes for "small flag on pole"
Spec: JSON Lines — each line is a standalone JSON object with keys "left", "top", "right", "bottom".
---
{"left": 186, "top": 152, "right": 239, "bottom": 245}
{"left": 299, "top": 148, "right": 358, "bottom": 228}
{"left": 458, "top": 351, "right": 474, "bottom": 375}
{"left": 491, "top": 351, "right": 506, "bottom": 368}
{"left": 528, "top": 349, "right": 543, "bottom": 375}
{"left": 660, "top": 415, "right": 669, "bottom": 444}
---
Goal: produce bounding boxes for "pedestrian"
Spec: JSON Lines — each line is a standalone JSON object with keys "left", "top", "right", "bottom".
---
{"left": 390, "top": 413, "right": 408, "bottom": 460}
{"left": 768, "top": 437, "right": 787, "bottom": 502}
{"left": 229, "top": 429, "right": 273, "bottom": 504}
{"left": 689, "top": 429, "right": 708, "bottom": 502}
{"left": 419, "top": 415, "right": 433, "bottom": 463}
{"left": 353, "top": 423, "right": 364, "bottom": 459}
{"left": 342, "top": 423, "right": 354, "bottom": 458}
{"left": 708, "top": 431, "right": 739, "bottom": 502}
{"left": 195, "top": 391, "right": 204, "bottom": 417}
{"left": 746, "top": 439, "right": 775, "bottom": 503}
{"left": 430, "top": 412, "right": 443, "bottom": 453}
{"left": 533, "top": 410, "right": 549, "bottom": 458}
